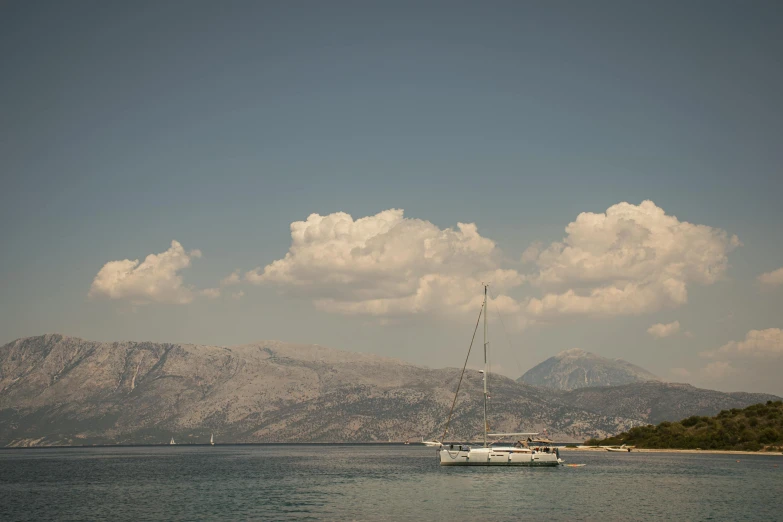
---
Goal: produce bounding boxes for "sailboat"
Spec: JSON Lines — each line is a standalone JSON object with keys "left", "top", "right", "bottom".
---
{"left": 438, "top": 285, "right": 562, "bottom": 467}
{"left": 170, "top": 437, "right": 176, "bottom": 445}
{"left": 210, "top": 433, "right": 214, "bottom": 446}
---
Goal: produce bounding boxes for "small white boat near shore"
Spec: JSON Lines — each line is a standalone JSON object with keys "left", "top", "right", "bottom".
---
{"left": 605, "top": 444, "right": 632, "bottom": 452}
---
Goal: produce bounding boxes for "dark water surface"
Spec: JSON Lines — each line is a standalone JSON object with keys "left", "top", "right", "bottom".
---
{"left": 1, "top": 445, "right": 781, "bottom": 521}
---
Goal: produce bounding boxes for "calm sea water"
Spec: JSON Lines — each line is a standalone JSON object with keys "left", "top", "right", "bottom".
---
{"left": 1, "top": 445, "right": 780, "bottom": 521}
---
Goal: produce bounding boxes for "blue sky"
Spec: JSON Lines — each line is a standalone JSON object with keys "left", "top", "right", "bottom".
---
{"left": 2, "top": 1, "right": 782, "bottom": 394}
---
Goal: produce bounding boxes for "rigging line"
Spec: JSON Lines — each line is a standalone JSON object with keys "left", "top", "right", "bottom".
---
{"left": 488, "top": 287, "right": 524, "bottom": 377}
{"left": 440, "top": 301, "right": 484, "bottom": 445}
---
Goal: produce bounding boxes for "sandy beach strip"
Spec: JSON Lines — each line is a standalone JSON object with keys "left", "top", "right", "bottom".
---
{"left": 558, "top": 446, "right": 782, "bottom": 455}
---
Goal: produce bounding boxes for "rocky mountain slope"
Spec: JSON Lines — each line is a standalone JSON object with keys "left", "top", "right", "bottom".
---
{"left": 558, "top": 382, "right": 778, "bottom": 425}
{"left": 519, "top": 348, "right": 660, "bottom": 390}
{"left": 1, "top": 335, "right": 778, "bottom": 446}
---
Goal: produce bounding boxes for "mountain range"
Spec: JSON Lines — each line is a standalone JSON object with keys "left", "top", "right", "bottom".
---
{"left": 0, "top": 335, "right": 778, "bottom": 446}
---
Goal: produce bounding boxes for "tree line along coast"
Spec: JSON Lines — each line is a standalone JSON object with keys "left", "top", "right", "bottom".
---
{"left": 587, "top": 401, "right": 783, "bottom": 452}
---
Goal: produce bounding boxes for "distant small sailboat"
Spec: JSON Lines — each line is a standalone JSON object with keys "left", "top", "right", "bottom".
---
{"left": 170, "top": 437, "right": 176, "bottom": 445}
{"left": 210, "top": 433, "right": 214, "bottom": 446}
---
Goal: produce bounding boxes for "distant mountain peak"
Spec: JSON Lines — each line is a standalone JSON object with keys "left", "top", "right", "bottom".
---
{"left": 519, "top": 349, "right": 660, "bottom": 391}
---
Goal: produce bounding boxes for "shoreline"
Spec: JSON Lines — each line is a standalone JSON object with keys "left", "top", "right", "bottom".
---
{"left": 1, "top": 443, "right": 780, "bottom": 455}
{"left": 559, "top": 447, "right": 782, "bottom": 455}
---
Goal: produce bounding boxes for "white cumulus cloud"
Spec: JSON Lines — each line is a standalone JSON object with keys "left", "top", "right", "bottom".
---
{"left": 247, "top": 209, "right": 525, "bottom": 319}
{"left": 524, "top": 200, "right": 739, "bottom": 318}
{"left": 687, "top": 328, "right": 782, "bottom": 390}
{"left": 221, "top": 270, "right": 241, "bottom": 287}
{"left": 89, "top": 240, "right": 202, "bottom": 305}
{"left": 757, "top": 267, "right": 783, "bottom": 287}
{"left": 701, "top": 361, "right": 736, "bottom": 379}
{"left": 647, "top": 321, "right": 681, "bottom": 338}
{"left": 703, "top": 328, "right": 783, "bottom": 358}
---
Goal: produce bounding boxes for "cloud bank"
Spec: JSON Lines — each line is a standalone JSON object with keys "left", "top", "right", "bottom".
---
{"left": 246, "top": 201, "right": 739, "bottom": 324}
{"left": 246, "top": 209, "right": 524, "bottom": 319}
{"left": 703, "top": 328, "right": 783, "bottom": 358}
{"left": 92, "top": 201, "right": 740, "bottom": 324}
{"left": 685, "top": 328, "right": 782, "bottom": 388}
{"left": 89, "top": 240, "right": 202, "bottom": 305}
{"left": 524, "top": 200, "right": 739, "bottom": 318}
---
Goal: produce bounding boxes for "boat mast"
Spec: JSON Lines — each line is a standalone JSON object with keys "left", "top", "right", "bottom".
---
{"left": 483, "top": 283, "right": 488, "bottom": 448}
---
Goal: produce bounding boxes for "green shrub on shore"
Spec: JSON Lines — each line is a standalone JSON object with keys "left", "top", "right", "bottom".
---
{"left": 590, "top": 400, "right": 783, "bottom": 451}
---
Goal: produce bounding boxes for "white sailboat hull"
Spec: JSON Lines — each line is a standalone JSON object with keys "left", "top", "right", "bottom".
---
{"left": 439, "top": 447, "right": 561, "bottom": 467}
